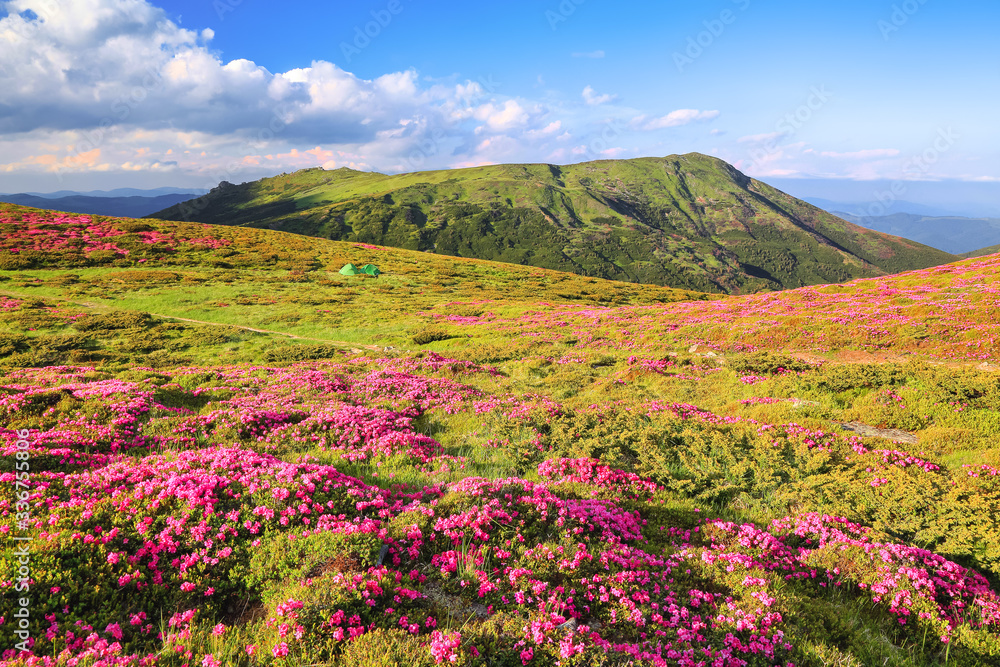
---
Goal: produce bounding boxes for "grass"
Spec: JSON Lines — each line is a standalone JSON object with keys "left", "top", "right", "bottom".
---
{"left": 1, "top": 204, "right": 999, "bottom": 666}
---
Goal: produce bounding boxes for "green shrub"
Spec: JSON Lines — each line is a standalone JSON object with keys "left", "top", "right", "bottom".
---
{"left": 817, "top": 363, "right": 906, "bottom": 392}
{"left": 262, "top": 343, "right": 342, "bottom": 362}
{"left": 242, "top": 529, "right": 383, "bottom": 597}
{"left": 412, "top": 329, "right": 455, "bottom": 345}
{"left": 729, "top": 351, "right": 813, "bottom": 375}
{"left": 3, "top": 309, "right": 63, "bottom": 330}
{"left": 0, "top": 333, "right": 29, "bottom": 356}
{"left": 189, "top": 325, "right": 249, "bottom": 345}
{"left": 117, "top": 221, "right": 154, "bottom": 233}
{"left": 74, "top": 311, "right": 153, "bottom": 332}
{"left": 339, "top": 629, "right": 435, "bottom": 667}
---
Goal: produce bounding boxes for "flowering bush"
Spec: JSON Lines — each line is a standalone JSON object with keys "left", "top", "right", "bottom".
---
{"left": 2, "top": 206, "right": 1000, "bottom": 665}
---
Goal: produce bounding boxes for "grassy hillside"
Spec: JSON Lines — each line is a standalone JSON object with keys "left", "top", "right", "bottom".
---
{"left": 2, "top": 205, "right": 1000, "bottom": 667}
{"left": 152, "top": 154, "right": 956, "bottom": 294}
{"left": 964, "top": 243, "right": 1000, "bottom": 258}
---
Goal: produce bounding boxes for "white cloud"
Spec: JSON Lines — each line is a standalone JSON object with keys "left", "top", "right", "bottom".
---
{"left": 632, "top": 109, "right": 720, "bottom": 131}
{"left": 582, "top": 86, "right": 617, "bottom": 106}
{"left": 737, "top": 131, "right": 789, "bottom": 145}
{"left": 525, "top": 121, "right": 563, "bottom": 139}
{"left": 0, "top": 0, "right": 556, "bottom": 184}
{"left": 819, "top": 149, "right": 901, "bottom": 159}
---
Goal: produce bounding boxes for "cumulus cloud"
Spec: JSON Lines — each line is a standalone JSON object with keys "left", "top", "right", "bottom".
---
{"left": 632, "top": 109, "right": 720, "bottom": 131}
{"left": 737, "top": 131, "right": 790, "bottom": 145}
{"left": 819, "top": 148, "right": 901, "bottom": 159}
{"left": 0, "top": 0, "right": 738, "bottom": 188}
{"left": 729, "top": 141, "right": 919, "bottom": 181}
{"left": 582, "top": 86, "right": 617, "bottom": 106}
{"left": 0, "top": 0, "right": 568, "bottom": 181}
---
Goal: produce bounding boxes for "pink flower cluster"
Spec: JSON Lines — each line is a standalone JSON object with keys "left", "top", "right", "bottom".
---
{"left": 0, "top": 207, "right": 229, "bottom": 258}
{"left": 537, "top": 458, "right": 660, "bottom": 498}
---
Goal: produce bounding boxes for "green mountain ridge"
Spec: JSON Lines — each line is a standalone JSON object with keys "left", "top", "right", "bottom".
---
{"left": 153, "top": 153, "right": 956, "bottom": 293}
{"left": 964, "top": 243, "right": 1000, "bottom": 258}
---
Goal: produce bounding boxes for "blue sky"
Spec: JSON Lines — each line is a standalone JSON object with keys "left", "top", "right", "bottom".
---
{"left": 1, "top": 0, "right": 998, "bottom": 205}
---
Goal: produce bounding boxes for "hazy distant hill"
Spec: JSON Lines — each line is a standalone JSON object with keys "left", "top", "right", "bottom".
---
{"left": 834, "top": 211, "right": 1000, "bottom": 255}
{"left": 4, "top": 187, "right": 207, "bottom": 199}
{"left": 803, "top": 197, "right": 961, "bottom": 219}
{"left": 0, "top": 193, "right": 199, "bottom": 218}
{"left": 152, "top": 153, "right": 956, "bottom": 293}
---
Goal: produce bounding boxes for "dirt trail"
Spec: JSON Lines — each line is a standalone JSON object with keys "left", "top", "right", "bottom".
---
{"left": 1, "top": 290, "right": 383, "bottom": 352}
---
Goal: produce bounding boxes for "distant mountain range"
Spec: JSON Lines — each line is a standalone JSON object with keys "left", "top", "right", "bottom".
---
{"left": 151, "top": 153, "right": 955, "bottom": 294}
{"left": 1, "top": 187, "right": 207, "bottom": 199}
{"left": 831, "top": 211, "right": 1000, "bottom": 255}
{"left": 770, "top": 177, "right": 1000, "bottom": 219}
{"left": 0, "top": 191, "right": 203, "bottom": 218}
{"left": 803, "top": 197, "right": 963, "bottom": 219}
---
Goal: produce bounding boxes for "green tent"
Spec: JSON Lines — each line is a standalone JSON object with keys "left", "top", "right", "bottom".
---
{"left": 339, "top": 263, "right": 381, "bottom": 277}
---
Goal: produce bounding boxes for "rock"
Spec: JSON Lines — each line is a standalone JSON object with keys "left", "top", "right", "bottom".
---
{"left": 840, "top": 421, "right": 918, "bottom": 445}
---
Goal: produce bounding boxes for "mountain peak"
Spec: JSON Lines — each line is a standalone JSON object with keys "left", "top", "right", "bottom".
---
{"left": 151, "top": 155, "right": 955, "bottom": 293}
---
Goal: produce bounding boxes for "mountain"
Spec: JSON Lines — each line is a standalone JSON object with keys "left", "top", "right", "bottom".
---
{"left": 769, "top": 177, "right": 1000, "bottom": 219}
{"left": 964, "top": 243, "right": 1000, "bottom": 258}
{"left": 151, "top": 153, "right": 955, "bottom": 294}
{"left": 834, "top": 211, "right": 1000, "bottom": 255}
{"left": 5, "top": 187, "right": 208, "bottom": 198}
{"left": 0, "top": 192, "right": 199, "bottom": 218}
{"left": 803, "top": 197, "right": 961, "bottom": 218}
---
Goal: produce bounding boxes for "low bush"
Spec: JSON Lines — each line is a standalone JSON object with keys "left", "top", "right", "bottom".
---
{"left": 729, "top": 351, "right": 814, "bottom": 375}
{"left": 412, "top": 329, "right": 455, "bottom": 345}
{"left": 74, "top": 311, "right": 154, "bottom": 332}
{"left": 262, "top": 343, "right": 342, "bottom": 362}
{"left": 339, "top": 629, "right": 435, "bottom": 667}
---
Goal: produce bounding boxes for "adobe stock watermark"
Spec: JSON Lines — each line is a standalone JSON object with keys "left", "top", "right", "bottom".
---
{"left": 579, "top": 118, "right": 626, "bottom": 162}
{"left": 56, "top": 66, "right": 165, "bottom": 184}
{"left": 878, "top": 0, "right": 930, "bottom": 41}
{"left": 863, "top": 127, "right": 959, "bottom": 218}
{"left": 674, "top": 0, "right": 752, "bottom": 73}
{"left": 341, "top": 0, "right": 405, "bottom": 64}
{"left": 213, "top": 0, "right": 245, "bottom": 21}
{"left": 402, "top": 75, "right": 501, "bottom": 172}
{"left": 747, "top": 85, "right": 832, "bottom": 169}
{"left": 11, "top": 428, "right": 33, "bottom": 655}
{"left": 4, "top": 0, "right": 59, "bottom": 41}
{"left": 546, "top": 0, "right": 588, "bottom": 31}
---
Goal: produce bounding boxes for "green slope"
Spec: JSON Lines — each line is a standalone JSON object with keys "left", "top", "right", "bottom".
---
{"left": 963, "top": 243, "right": 1000, "bottom": 258}
{"left": 153, "top": 153, "right": 957, "bottom": 293}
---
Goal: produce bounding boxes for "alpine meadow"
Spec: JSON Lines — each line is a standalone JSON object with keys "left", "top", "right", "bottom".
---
{"left": 2, "top": 2, "right": 999, "bottom": 667}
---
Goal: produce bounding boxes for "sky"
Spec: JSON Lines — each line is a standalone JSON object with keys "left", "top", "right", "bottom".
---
{"left": 1, "top": 0, "right": 998, "bottom": 209}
